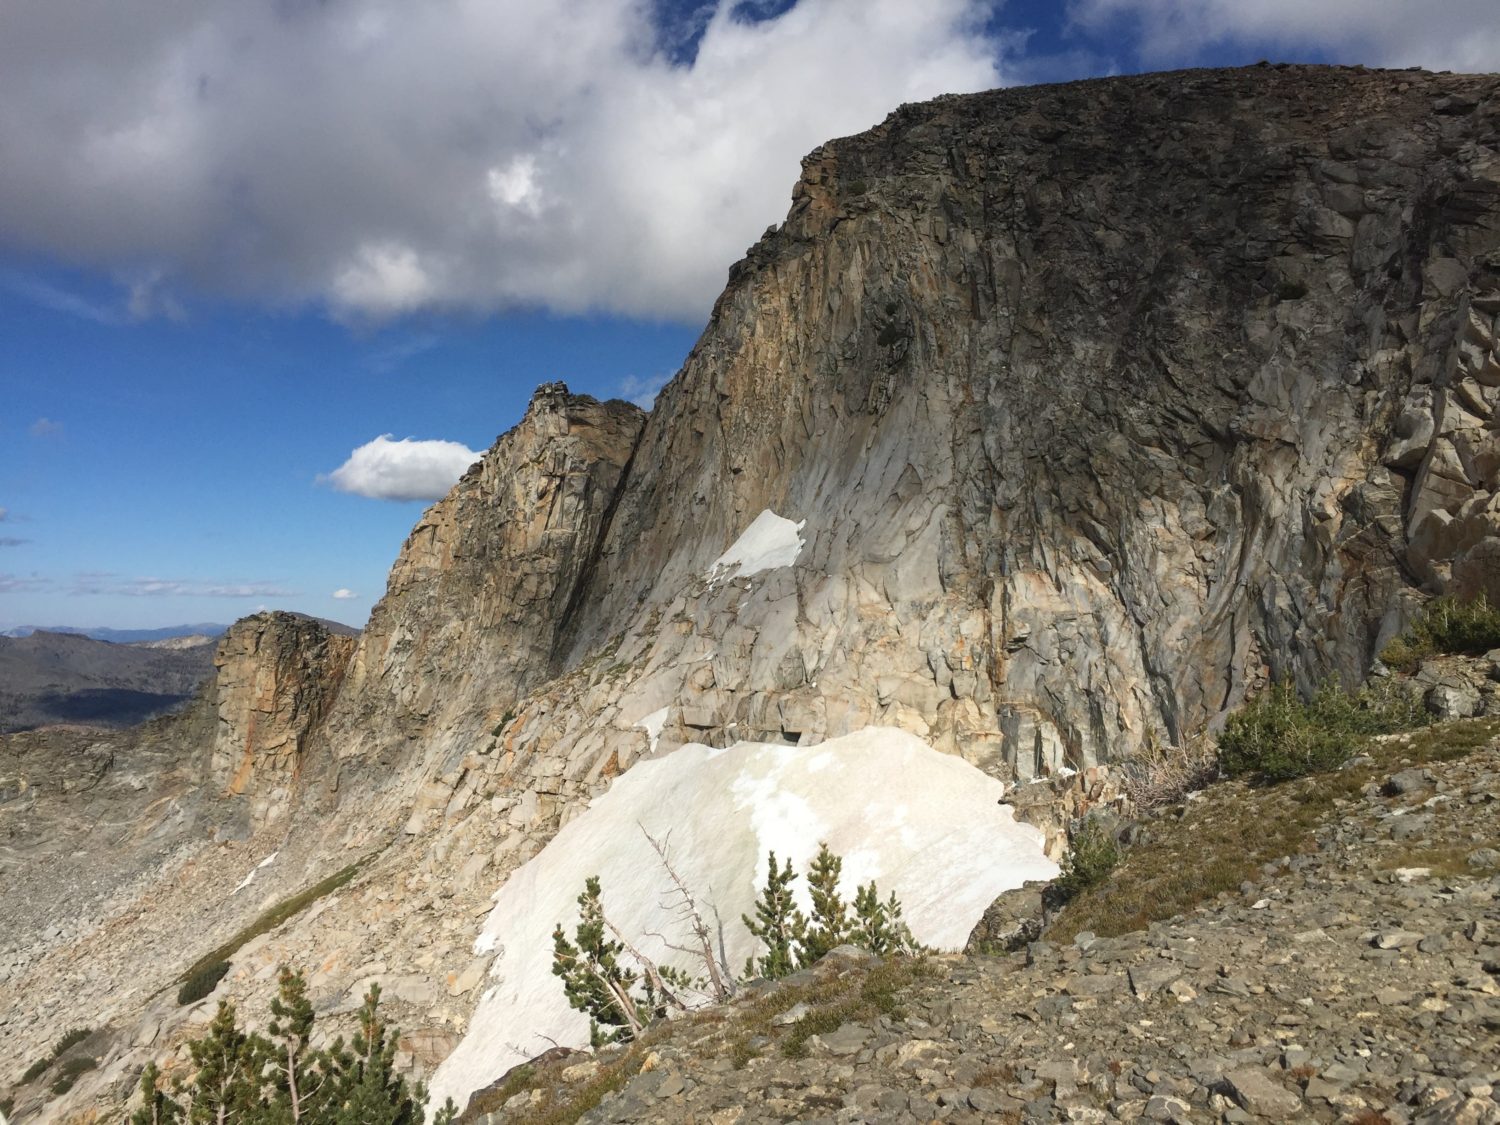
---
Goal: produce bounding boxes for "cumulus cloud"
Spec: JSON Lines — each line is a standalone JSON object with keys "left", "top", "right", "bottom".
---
{"left": 1069, "top": 0, "right": 1500, "bottom": 72}
{"left": 29, "top": 417, "right": 63, "bottom": 438}
{"left": 0, "top": 0, "right": 1005, "bottom": 322}
{"left": 322, "top": 435, "right": 481, "bottom": 502}
{"left": 331, "top": 588, "right": 358, "bottom": 600}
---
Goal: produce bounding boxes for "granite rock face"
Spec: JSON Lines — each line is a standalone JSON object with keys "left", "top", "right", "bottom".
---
{"left": 299, "top": 66, "right": 1500, "bottom": 809}
{"left": 537, "top": 64, "right": 1500, "bottom": 778}
{"left": 319, "top": 386, "right": 646, "bottom": 793}
{"left": 210, "top": 612, "right": 356, "bottom": 824}
{"left": 258, "top": 65, "right": 1500, "bottom": 801}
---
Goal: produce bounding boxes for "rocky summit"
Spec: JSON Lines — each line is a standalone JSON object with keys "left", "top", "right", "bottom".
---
{"left": 2, "top": 62, "right": 1499, "bottom": 1124}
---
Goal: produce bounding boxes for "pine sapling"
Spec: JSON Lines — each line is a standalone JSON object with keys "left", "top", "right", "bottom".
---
{"left": 328, "top": 983, "right": 426, "bottom": 1125}
{"left": 798, "top": 843, "right": 851, "bottom": 966}
{"left": 552, "top": 876, "right": 646, "bottom": 1044}
{"left": 741, "top": 851, "right": 806, "bottom": 980}
{"left": 852, "top": 882, "right": 920, "bottom": 956}
{"left": 129, "top": 1062, "right": 182, "bottom": 1125}
{"left": 258, "top": 967, "right": 332, "bottom": 1123}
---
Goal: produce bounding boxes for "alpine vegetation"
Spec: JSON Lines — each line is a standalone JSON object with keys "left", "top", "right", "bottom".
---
{"left": 552, "top": 842, "right": 919, "bottom": 1044}
{"left": 129, "top": 969, "right": 456, "bottom": 1125}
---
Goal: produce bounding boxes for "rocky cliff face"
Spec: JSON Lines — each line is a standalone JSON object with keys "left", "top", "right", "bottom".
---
{"left": 261, "top": 66, "right": 1500, "bottom": 811}
{"left": 318, "top": 387, "right": 645, "bottom": 804}
{"left": 210, "top": 612, "right": 357, "bottom": 824}
{"left": 552, "top": 64, "right": 1500, "bottom": 778}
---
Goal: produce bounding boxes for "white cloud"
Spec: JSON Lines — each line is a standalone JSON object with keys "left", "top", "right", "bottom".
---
{"left": 322, "top": 434, "right": 481, "bottom": 502}
{"left": 1, "top": 267, "right": 182, "bottom": 324}
{"left": 331, "top": 588, "right": 358, "bottom": 600}
{"left": 0, "top": 573, "right": 47, "bottom": 593}
{"left": 0, "top": 1, "right": 1005, "bottom": 321}
{"left": 61, "top": 574, "right": 297, "bottom": 597}
{"left": 1069, "top": 0, "right": 1500, "bottom": 72}
{"left": 29, "top": 417, "right": 63, "bottom": 438}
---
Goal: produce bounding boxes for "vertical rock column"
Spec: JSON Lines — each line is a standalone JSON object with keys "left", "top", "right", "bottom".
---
{"left": 210, "top": 612, "right": 356, "bottom": 825}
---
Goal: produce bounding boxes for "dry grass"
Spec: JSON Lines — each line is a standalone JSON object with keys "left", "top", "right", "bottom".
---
{"left": 1121, "top": 731, "right": 1219, "bottom": 809}
{"left": 972, "top": 1062, "right": 1018, "bottom": 1087}
{"left": 465, "top": 957, "right": 937, "bottom": 1124}
{"left": 778, "top": 958, "right": 927, "bottom": 1058}
{"left": 177, "top": 860, "right": 365, "bottom": 986}
{"left": 1379, "top": 843, "right": 1500, "bottom": 878}
{"left": 1049, "top": 717, "right": 1500, "bottom": 943}
{"left": 503, "top": 1050, "right": 645, "bottom": 1125}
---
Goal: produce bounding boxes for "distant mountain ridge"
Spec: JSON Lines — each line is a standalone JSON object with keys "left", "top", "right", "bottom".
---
{"left": 0, "top": 623, "right": 229, "bottom": 643}
{"left": 1, "top": 618, "right": 359, "bottom": 643}
{"left": 0, "top": 630, "right": 223, "bottom": 733}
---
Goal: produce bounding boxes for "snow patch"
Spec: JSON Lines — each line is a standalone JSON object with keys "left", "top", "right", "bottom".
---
{"left": 429, "top": 727, "right": 1057, "bottom": 1115}
{"left": 707, "top": 509, "right": 805, "bottom": 581}
{"left": 635, "top": 707, "right": 670, "bottom": 754}
{"left": 232, "top": 851, "right": 278, "bottom": 894}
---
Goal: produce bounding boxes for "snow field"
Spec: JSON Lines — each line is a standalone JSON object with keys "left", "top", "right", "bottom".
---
{"left": 428, "top": 727, "right": 1057, "bottom": 1115}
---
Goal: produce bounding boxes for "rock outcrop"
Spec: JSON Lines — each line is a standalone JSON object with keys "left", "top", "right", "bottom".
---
{"left": 210, "top": 612, "right": 357, "bottom": 824}
{"left": 320, "top": 386, "right": 645, "bottom": 796}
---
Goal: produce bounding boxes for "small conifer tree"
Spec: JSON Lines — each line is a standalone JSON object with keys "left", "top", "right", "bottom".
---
{"left": 741, "top": 851, "right": 806, "bottom": 979}
{"left": 256, "top": 967, "right": 334, "bottom": 1123}
{"left": 184, "top": 1001, "right": 257, "bottom": 1123}
{"left": 327, "top": 983, "right": 428, "bottom": 1125}
{"left": 129, "top": 1062, "right": 182, "bottom": 1125}
{"left": 551, "top": 876, "right": 646, "bottom": 1044}
{"left": 852, "top": 882, "right": 919, "bottom": 956}
{"left": 130, "top": 970, "right": 443, "bottom": 1125}
{"left": 798, "top": 843, "right": 851, "bottom": 966}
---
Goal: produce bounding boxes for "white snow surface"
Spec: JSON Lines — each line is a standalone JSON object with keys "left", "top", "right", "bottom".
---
{"left": 707, "top": 509, "right": 805, "bottom": 581}
{"left": 232, "top": 850, "right": 278, "bottom": 894}
{"left": 429, "top": 727, "right": 1057, "bottom": 1115}
{"left": 635, "top": 707, "right": 670, "bottom": 754}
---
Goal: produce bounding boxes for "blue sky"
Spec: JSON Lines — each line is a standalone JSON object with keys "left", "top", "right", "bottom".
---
{"left": 0, "top": 0, "right": 1491, "bottom": 631}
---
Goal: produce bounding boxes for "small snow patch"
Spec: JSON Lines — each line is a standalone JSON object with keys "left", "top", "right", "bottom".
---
{"left": 636, "top": 707, "right": 670, "bottom": 754}
{"left": 708, "top": 509, "right": 805, "bottom": 582}
{"left": 232, "top": 851, "right": 278, "bottom": 894}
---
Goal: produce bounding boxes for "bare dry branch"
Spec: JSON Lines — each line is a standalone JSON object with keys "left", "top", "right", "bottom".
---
{"left": 639, "top": 824, "right": 735, "bottom": 1001}
{"left": 600, "top": 911, "right": 689, "bottom": 1014}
